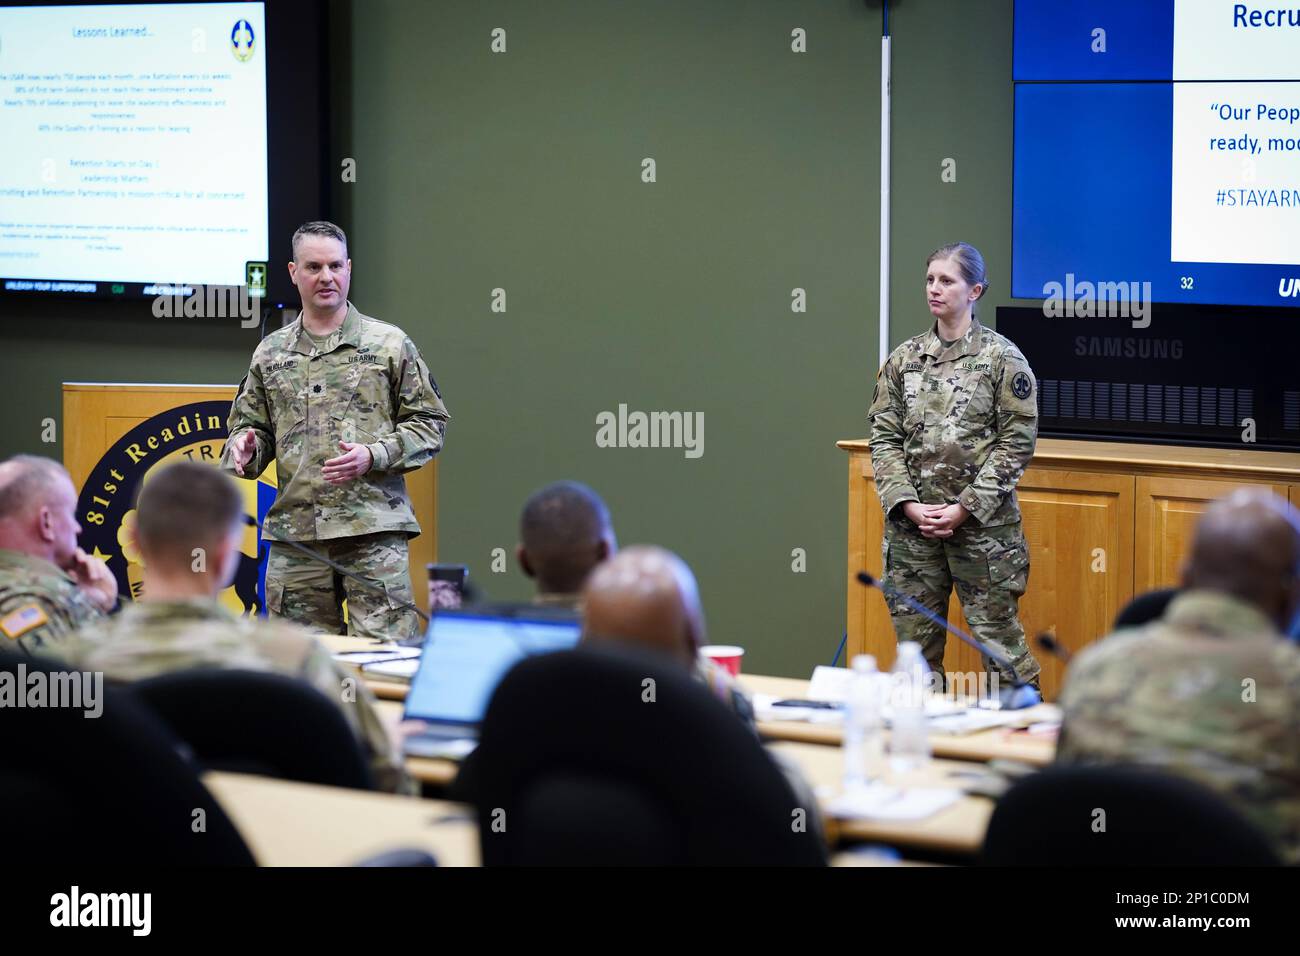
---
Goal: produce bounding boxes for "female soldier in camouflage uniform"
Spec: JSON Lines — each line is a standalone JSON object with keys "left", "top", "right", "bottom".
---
{"left": 868, "top": 242, "right": 1041, "bottom": 690}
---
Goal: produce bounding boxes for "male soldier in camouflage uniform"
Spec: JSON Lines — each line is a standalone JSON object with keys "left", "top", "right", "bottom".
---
{"left": 577, "top": 546, "right": 822, "bottom": 837}
{"left": 868, "top": 243, "right": 1040, "bottom": 689}
{"left": 0, "top": 456, "right": 117, "bottom": 658}
{"left": 1056, "top": 490, "right": 1300, "bottom": 863}
{"left": 222, "top": 221, "right": 450, "bottom": 641}
{"left": 61, "top": 462, "right": 412, "bottom": 794}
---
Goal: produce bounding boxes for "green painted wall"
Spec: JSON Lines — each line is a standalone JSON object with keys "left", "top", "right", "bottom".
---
{"left": 0, "top": 0, "right": 1018, "bottom": 677}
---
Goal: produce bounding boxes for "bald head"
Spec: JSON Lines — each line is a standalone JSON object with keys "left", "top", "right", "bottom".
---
{"left": 581, "top": 545, "right": 705, "bottom": 668}
{"left": 518, "top": 481, "right": 616, "bottom": 596}
{"left": 1182, "top": 489, "right": 1300, "bottom": 629}
{"left": 0, "top": 455, "right": 81, "bottom": 568}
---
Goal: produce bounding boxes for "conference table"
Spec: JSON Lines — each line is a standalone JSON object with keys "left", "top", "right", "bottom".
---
{"left": 202, "top": 760, "right": 978, "bottom": 865}
{"left": 322, "top": 634, "right": 1046, "bottom": 859}
{"left": 203, "top": 769, "right": 937, "bottom": 866}
{"left": 743, "top": 673, "right": 1058, "bottom": 766}
{"left": 378, "top": 731, "right": 999, "bottom": 857}
{"left": 203, "top": 771, "right": 479, "bottom": 866}
{"left": 324, "top": 634, "right": 1059, "bottom": 768}
{"left": 769, "top": 742, "right": 998, "bottom": 856}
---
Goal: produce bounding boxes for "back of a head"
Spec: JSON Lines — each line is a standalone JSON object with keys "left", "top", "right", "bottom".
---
{"left": 135, "top": 462, "right": 244, "bottom": 571}
{"left": 519, "top": 481, "right": 614, "bottom": 595}
{"left": 1181, "top": 490, "right": 1300, "bottom": 629}
{"left": 581, "top": 545, "right": 704, "bottom": 668}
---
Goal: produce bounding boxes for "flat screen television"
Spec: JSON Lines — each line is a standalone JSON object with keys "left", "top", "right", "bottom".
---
{"left": 0, "top": 0, "right": 329, "bottom": 308}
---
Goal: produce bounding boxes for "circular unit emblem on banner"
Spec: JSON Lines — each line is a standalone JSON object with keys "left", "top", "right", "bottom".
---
{"left": 75, "top": 401, "right": 277, "bottom": 617}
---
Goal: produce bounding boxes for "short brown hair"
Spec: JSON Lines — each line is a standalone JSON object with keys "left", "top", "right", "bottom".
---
{"left": 135, "top": 462, "right": 243, "bottom": 564}
{"left": 292, "top": 220, "right": 348, "bottom": 260}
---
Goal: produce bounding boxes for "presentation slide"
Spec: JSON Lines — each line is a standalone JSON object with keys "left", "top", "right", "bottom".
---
{"left": 0, "top": 2, "right": 267, "bottom": 294}
{"left": 1013, "top": 0, "right": 1300, "bottom": 308}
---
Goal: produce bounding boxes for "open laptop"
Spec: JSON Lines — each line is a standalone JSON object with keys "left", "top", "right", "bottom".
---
{"left": 402, "top": 604, "right": 582, "bottom": 757}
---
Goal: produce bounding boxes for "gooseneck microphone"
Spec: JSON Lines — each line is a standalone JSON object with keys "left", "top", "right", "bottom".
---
{"left": 1035, "top": 631, "right": 1072, "bottom": 664}
{"left": 856, "top": 570, "right": 1042, "bottom": 710}
{"left": 243, "top": 514, "right": 430, "bottom": 630}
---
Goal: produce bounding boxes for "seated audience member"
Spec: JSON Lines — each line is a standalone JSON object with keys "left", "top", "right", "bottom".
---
{"left": 580, "top": 545, "right": 820, "bottom": 832}
{"left": 61, "top": 461, "right": 412, "bottom": 794}
{"left": 1056, "top": 489, "right": 1300, "bottom": 863}
{"left": 582, "top": 545, "right": 751, "bottom": 721}
{"left": 516, "top": 480, "right": 617, "bottom": 608}
{"left": 0, "top": 455, "right": 117, "bottom": 657}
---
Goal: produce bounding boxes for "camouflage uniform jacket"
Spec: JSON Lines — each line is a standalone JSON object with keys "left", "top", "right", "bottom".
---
{"left": 868, "top": 317, "right": 1038, "bottom": 527}
{"left": 222, "top": 301, "right": 450, "bottom": 542}
{"left": 0, "top": 548, "right": 105, "bottom": 659}
{"left": 532, "top": 592, "right": 582, "bottom": 611}
{"left": 1057, "top": 590, "right": 1300, "bottom": 864}
{"left": 62, "top": 598, "right": 413, "bottom": 795}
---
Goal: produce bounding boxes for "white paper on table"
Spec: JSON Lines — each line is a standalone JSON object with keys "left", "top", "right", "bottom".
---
{"left": 807, "top": 665, "right": 852, "bottom": 701}
{"left": 404, "top": 736, "right": 477, "bottom": 759}
{"left": 362, "top": 658, "right": 421, "bottom": 680}
{"left": 334, "top": 647, "right": 421, "bottom": 665}
{"left": 926, "top": 709, "right": 1024, "bottom": 735}
{"left": 825, "top": 785, "right": 960, "bottom": 822}
{"left": 815, "top": 666, "right": 967, "bottom": 717}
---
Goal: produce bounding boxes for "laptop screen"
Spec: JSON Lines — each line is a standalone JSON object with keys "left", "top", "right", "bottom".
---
{"left": 403, "top": 607, "right": 582, "bottom": 727}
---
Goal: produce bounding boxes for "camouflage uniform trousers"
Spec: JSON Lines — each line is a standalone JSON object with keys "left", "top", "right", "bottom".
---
{"left": 265, "top": 531, "right": 420, "bottom": 641}
{"left": 881, "top": 515, "right": 1040, "bottom": 688}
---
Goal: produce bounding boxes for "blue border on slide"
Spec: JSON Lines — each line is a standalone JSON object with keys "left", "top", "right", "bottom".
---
{"left": 1011, "top": 1, "right": 1300, "bottom": 307}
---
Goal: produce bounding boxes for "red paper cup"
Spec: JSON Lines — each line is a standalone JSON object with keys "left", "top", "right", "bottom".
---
{"left": 701, "top": 645, "right": 745, "bottom": 677}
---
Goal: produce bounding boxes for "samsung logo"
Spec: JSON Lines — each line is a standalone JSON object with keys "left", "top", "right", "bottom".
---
{"left": 1073, "top": 337, "right": 1184, "bottom": 360}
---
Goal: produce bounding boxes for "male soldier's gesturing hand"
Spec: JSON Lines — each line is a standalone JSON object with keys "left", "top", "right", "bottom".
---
{"left": 230, "top": 430, "right": 257, "bottom": 477}
{"left": 323, "top": 441, "right": 373, "bottom": 485}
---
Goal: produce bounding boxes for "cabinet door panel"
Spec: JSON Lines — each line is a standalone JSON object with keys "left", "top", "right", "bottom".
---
{"left": 943, "top": 469, "right": 1133, "bottom": 702}
{"left": 1135, "top": 476, "right": 1292, "bottom": 593}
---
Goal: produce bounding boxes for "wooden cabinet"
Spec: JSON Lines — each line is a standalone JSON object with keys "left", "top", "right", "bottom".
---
{"left": 840, "top": 438, "right": 1300, "bottom": 701}
{"left": 1133, "top": 475, "right": 1293, "bottom": 592}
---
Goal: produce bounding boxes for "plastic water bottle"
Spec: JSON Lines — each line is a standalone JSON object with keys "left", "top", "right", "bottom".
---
{"left": 842, "top": 654, "right": 884, "bottom": 793}
{"left": 889, "top": 642, "right": 932, "bottom": 773}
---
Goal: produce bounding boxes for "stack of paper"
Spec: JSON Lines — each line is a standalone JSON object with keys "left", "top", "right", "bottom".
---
{"left": 825, "top": 786, "right": 961, "bottom": 821}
